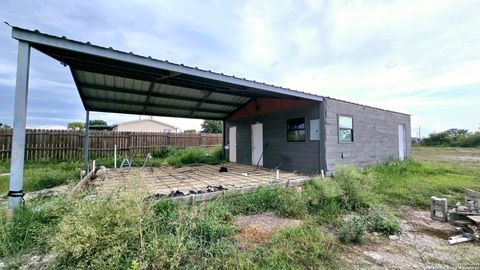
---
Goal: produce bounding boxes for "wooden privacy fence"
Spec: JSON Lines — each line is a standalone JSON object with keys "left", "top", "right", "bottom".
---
{"left": 0, "top": 129, "right": 223, "bottom": 161}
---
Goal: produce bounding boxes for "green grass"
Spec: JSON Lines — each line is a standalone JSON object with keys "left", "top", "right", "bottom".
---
{"left": 0, "top": 161, "right": 81, "bottom": 194}
{"left": 368, "top": 146, "right": 480, "bottom": 208}
{"left": 1, "top": 146, "right": 479, "bottom": 268}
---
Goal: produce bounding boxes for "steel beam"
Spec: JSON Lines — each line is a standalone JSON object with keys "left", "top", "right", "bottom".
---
{"left": 142, "top": 82, "right": 155, "bottom": 115}
{"left": 83, "top": 96, "right": 233, "bottom": 115}
{"left": 191, "top": 91, "right": 213, "bottom": 117}
{"left": 8, "top": 41, "right": 31, "bottom": 209}
{"left": 78, "top": 83, "right": 245, "bottom": 107}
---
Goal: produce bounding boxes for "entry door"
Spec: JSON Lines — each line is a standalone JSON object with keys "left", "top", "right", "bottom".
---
{"left": 251, "top": 123, "right": 263, "bottom": 166}
{"left": 229, "top": 126, "right": 237, "bottom": 162}
{"left": 398, "top": 124, "right": 405, "bottom": 160}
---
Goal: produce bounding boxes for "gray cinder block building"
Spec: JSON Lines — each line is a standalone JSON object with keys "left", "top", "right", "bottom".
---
{"left": 7, "top": 25, "right": 411, "bottom": 208}
{"left": 224, "top": 97, "right": 411, "bottom": 174}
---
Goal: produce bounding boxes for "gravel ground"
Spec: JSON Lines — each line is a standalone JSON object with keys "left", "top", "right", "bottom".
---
{"left": 341, "top": 206, "right": 480, "bottom": 269}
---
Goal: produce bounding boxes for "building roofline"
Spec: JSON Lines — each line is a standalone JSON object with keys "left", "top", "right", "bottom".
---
{"left": 325, "top": 97, "right": 410, "bottom": 116}
{"left": 9, "top": 23, "right": 324, "bottom": 102}
{"left": 112, "top": 118, "right": 179, "bottom": 129}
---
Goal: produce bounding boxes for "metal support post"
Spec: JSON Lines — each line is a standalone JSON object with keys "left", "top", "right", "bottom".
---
{"left": 84, "top": 110, "right": 90, "bottom": 171}
{"left": 8, "top": 41, "right": 31, "bottom": 209}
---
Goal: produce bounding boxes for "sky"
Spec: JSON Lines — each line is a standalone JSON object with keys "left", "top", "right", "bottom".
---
{"left": 0, "top": 0, "right": 479, "bottom": 136}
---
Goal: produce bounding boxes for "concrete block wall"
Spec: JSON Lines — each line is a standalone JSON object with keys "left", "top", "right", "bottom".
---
{"left": 323, "top": 98, "right": 411, "bottom": 172}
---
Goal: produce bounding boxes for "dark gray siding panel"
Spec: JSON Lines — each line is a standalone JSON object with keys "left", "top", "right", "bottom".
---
{"left": 225, "top": 102, "right": 322, "bottom": 175}
{"left": 324, "top": 98, "right": 412, "bottom": 172}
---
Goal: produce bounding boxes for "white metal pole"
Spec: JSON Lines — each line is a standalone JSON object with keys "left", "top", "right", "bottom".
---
{"left": 84, "top": 110, "right": 89, "bottom": 171}
{"left": 114, "top": 144, "right": 117, "bottom": 168}
{"left": 8, "top": 41, "right": 31, "bottom": 209}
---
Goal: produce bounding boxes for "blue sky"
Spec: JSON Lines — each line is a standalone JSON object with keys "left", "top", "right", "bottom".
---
{"left": 1, "top": 0, "right": 479, "bottom": 136}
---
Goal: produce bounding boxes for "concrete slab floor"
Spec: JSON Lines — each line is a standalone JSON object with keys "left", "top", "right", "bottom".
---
{"left": 92, "top": 163, "right": 306, "bottom": 197}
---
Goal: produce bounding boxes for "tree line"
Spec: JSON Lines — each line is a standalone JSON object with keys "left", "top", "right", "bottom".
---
{"left": 420, "top": 128, "right": 480, "bottom": 147}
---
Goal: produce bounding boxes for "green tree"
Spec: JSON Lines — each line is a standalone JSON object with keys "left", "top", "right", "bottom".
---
{"left": 89, "top": 119, "right": 108, "bottom": 126}
{"left": 184, "top": 129, "right": 197, "bottom": 134}
{"left": 0, "top": 123, "right": 11, "bottom": 129}
{"left": 67, "top": 121, "right": 84, "bottom": 130}
{"left": 201, "top": 120, "right": 222, "bottom": 133}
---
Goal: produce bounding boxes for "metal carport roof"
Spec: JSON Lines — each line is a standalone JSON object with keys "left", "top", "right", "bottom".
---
{"left": 10, "top": 25, "right": 324, "bottom": 120}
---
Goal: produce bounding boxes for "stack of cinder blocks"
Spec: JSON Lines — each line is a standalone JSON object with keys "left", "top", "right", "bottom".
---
{"left": 430, "top": 196, "right": 448, "bottom": 222}
{"left": 464, "top": 189, "right": 480, "bottom": 211}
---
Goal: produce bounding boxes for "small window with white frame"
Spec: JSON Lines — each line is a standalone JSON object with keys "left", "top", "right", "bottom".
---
{"left": 338, "top": 115, "right": 353, "bottom": 143}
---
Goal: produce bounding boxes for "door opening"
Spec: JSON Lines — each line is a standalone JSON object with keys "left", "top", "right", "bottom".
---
{"left": 229, "top": 126, "right": 236, "bottom": 163}
{"left": 251, "top": 123, "right": 263, "bottom": 166}
{"left": 398, "top": 124, "right": 405, "bottom": 160}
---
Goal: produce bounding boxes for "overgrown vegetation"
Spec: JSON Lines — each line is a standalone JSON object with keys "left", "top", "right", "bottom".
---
{"left": 367, "top": 158, "right": 480, "bottom": 207}
{"left": 1, "top": 146, "right": 479, "bottom": 268}
{"left": 420, "top": 128, "right": 480, "bottom": 147}
{"left": 0, "top": 196, "right": 69, "bottom": 267}
{"left": 165, "top": 147, "right": 223, "bottom": 167}
{"left": 1, "top": 167, "right": 372, "bottom": 268}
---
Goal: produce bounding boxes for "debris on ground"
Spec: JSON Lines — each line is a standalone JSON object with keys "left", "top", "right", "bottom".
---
{"left": 388, "top": 235, "right": 399, "bottom": 241}
{"left": 449, "top": 189, "right": 480, "bottom": 225}
{"left": 430, "top": 189, "right": 480, "bottom": 245}
{"left": 342, "top": 206, "right": 479, "bottom": 269}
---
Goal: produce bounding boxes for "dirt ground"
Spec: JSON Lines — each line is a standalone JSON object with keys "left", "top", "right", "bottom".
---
{"left": 235, "top": 212, "right": 302, "bottom": 249}
{"left": 341, "top": 206, "right": 480, "bottom": 269}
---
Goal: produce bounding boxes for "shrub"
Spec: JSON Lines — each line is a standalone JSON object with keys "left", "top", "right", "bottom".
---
{"left": 51, "top": 191, "right": 147, "bottom": 269}
{"left": 278, "top": 187, "right": 309, "bottom": 219}
{"left": 332, "top": 166, "right": 374, "bottom": 210}
{"left": 152, "top": 146, "right": 177, "bottom": 159}
{"left": 366, "top": 206, "right": 401, "bottom": 236}
{"left": 338, "top": 216, "right": 366, "bottom": 244}
{"left": 302, "top": 179, "right": 345, "bottom": 223}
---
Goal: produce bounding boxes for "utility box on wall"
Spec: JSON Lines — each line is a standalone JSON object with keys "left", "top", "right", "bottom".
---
{"left": 310, "top": 119, "right": 320, "bottom": 140}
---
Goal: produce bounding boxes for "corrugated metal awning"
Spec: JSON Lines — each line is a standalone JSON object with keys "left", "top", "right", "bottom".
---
{"left": 10, "top": 25, "right": 323, "bottom": 120}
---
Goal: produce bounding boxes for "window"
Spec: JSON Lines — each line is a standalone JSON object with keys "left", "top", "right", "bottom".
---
{"left": 338, "top": 115, "right": 353, "bottom": 143}
{"left": 287, "top": 118, "right": 305, "bottom": 142}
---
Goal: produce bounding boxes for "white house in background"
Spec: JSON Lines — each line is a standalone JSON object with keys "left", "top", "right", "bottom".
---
{"left": 112, "top": 119, "right": 179, "bottom": 133}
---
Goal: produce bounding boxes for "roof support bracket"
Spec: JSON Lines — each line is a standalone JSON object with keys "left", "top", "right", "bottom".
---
{"left": 191, "top": 91, "right": 213, "bottom": 117}
{"left": 142, "top": 81, "right": 155, "bottom": 115}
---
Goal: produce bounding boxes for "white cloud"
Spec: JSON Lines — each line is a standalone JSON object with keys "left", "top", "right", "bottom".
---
{"left": 1, "top": 0, "right": 479, "bottom": 136}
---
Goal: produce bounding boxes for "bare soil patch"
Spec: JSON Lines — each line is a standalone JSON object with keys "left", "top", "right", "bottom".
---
{"left": 341, "top": 206, "right": 480, "bottom": 269}
{"left": 235, "top": 212, "right": 302, "bottom": 249}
